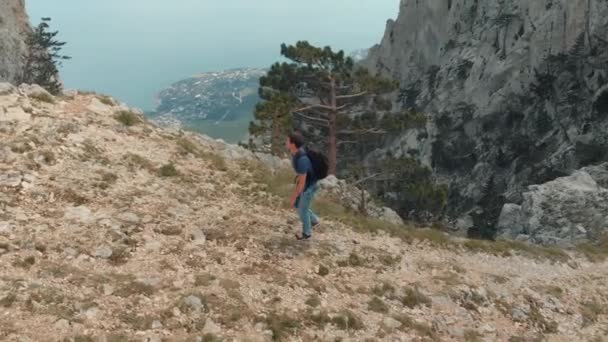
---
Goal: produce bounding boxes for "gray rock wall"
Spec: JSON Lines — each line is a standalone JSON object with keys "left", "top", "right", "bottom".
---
{"left": 364, "top": 0, "right": 608, "bottom": 241}
{"left": 0, "top": 0, "right": 31, "bottom": 84}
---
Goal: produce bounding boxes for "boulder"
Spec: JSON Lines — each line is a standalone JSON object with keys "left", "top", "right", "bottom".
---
{"left": 498, "top": 164, "right": 608, "bottom": 246}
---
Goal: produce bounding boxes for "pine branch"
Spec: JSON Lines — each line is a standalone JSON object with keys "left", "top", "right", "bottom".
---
{"left": 336, "top": 91, "right": 367, "bottom": 100}
{"left": 293, "top": 112, "right": 329, "bottom": 125}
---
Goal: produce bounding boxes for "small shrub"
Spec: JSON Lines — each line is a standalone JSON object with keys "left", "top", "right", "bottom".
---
{"left": 200, "top": 151, "right": 228, "bottom": 172}
{"left": 39, "top": 150, "right": 56, "bottom": 165}
{"left": 177, "top": 137, "right": 199, "bottom": 156}
{"left": 305, "top": 294, "right": 321, "bottom": 307}
{"left": 114, "top": 110, "right": 142, "bottom": 126}
{"left": 318, "top": 264, "right": 329, "bottom": 276}
{"left": 393, "top": 314, "right": 438, "bottom": 340}
{"left": 372, "top": 282, "right": 396, "bottom": 298}
{"left": 0, "top": 293, "right": 17, "bottom": 308}
{"left": 580, "top": 300, "right": 605, "bottom": 326}
{"left": 401, "top": 286, "right": 432, "bottom": 308}
{"left": 332, "top": 310, "right": 364, "bottom": 330}
{"left": 265, "top": 312, "right": 300, "bottom": 341}
{"left": 195, "top": 273, "right": 216, "bottom": 287}
{"left": 30, "top": 93, "right": 55, "bottom": 103}
{"left": 576, "top": 235, "right": 608, "bottom": 262}
{"left": 123, "top": 153, "right": 154, "bottom": 172}
{"left": 157, "top": 163, "right": 179, "bottom": 177}
{"left": 13, "top": 256, "right": 36, "bottom": 268}
{"left": 464, "top": 329, "right": 483, "bottom": 342}
{"left": 97, "top": 95, "right": 114, "bottom": 106}
{"left": 526, "top": 297, "right": 558, "bottom": 333}
{"left": 101, "top": 172, "right": 118, "bottom": 183}
{"left": 305, "top": 309, "right": 331, "bottom": 328}
{"left": 160, "top": 226, "right": 182, "bottom": 236}
{"left": 113, "top": 277, "right": 155, "bottom": 298}
{"left": 368, "top": 296, "right": 389, "bottom": 313}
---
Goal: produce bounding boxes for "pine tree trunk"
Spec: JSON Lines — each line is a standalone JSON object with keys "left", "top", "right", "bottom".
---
{"left": 328, "top": 77, "right": 338, "bottom": 175}
{"left": 270, "top": 111, "right": 282, "bottom": 156}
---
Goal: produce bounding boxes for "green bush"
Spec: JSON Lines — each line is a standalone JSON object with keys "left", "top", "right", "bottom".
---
{"left": 114, "top": 111, "right": 142, "bottom": 126}
{"left": 157, "top": 163, "right": 179, "bottom": 177}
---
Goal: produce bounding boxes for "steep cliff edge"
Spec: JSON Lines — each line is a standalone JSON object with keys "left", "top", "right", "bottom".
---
{"left": 364, "top": 0, "right": 608, "bottom": 243}
{"left": 0, "top": 0, "right": 31, "bottom": 84}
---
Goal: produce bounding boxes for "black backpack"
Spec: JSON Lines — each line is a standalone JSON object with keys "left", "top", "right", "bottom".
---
{"left": 305, "top": 147, "right": 329, "bottom": 180}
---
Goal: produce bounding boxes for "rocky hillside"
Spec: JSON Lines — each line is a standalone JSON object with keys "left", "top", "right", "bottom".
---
{"left": 0, "top": 0, "right": 31, "bottom": 84}
{"left": 1, "top": 84, "right": 608, "bottom": 341}
{"left": 150, "top": 68, "right": 266, "bottom": 143}
{"left": 364, "top": 0, "right": 608, "bottom": 244}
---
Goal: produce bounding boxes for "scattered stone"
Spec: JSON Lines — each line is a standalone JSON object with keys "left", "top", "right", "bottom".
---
{"left": 19, "top": 84, "right": 51, "bottom": 98}
{"left": 0, "top": 221, "right": 13, "bottom": 235}
{"left": 93, "top": 246, "right": 113, "bottom": 259}
{"left": 64, "top": 206, "right": 95, "bottom": 224}
{"left": 190, "top": 230, "right": 206, "bottom": 245}
{"left": 54, "top": 319, "right": 71, "bottom": 331}
{"left": 511, "top": 307, "right": 529, "bottom": 322}
{"left": 0, "top": 171, "right": 22, "bottom": 187}
{"left": 382, "top": 317, "right": 402, "bottom": 330}
{"left": 103, "top": 284, "right": 115, "bottom": 296}
{"left": 63, "top": 247, "right": 79, "bottom": 258}
{"left": 183, "top": 295, "right": 203, "bottom": 310}
{"left": 84, "top": 306, "right": 99, "bottom": 320}
{"left": 0, "top": 82, "right": 15, "bottom": 95}
{"left": 203, "top": 319, "right": 222, "bottom": 335}
{"left": 117, "top": 211, "right": 140, "bottom": 225}
{"left": 151, "top": 320, "right": 163, "bottom": 329}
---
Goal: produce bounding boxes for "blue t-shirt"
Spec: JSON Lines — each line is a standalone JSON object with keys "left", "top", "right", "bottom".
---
{"left": 293, "top": 147, "right": 317, "bottom": 190}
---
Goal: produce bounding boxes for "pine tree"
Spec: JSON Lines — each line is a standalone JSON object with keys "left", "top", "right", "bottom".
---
{"left": 249, "top": 93, "right": 294, "bottom": 156}
{"left": 21, "top": 18, "right": 71, "bottom": 95}
{"left": 250, "top": 41, "right": 397, "bottom": 174}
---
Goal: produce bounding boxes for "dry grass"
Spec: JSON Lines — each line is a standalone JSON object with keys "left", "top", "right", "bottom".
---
{"left": 368, "top": 296, "right": 389, "bottom": 313}
{"left": 525, "top": 296, "right": 558, "bottom": 333}
{"left": 461, "top": 239, "right": 570, "bottom": 263}
{"left": 195, "top": 273, "right": 216, "bottom": 287}
{"left": 331, "top": 310, "right": 365, "bottom": 330}
{"left": 401, "top": 286, "right": 432, "bottom": 308}
{"left": 576, "top": 235, "right": 608, "bottom": 262}
{"left": 305, "top": 294, "right": 321, "bottom": 307}
{"left": 464, "top": 329, "right": 483, "bottom": 342}
{"left": 264, "top": 312, "right": 300, "bottom": 341}
{"left": 372, "top": 282, "right": 397, "bottom": 298}
{"left": 114, "top": 111, "right": 142, "bottom": 126}
{"left": 97, "top": 95, "right": 114, "bottom": 106}
{"left": 393, "top": 314, "right": 438, "bottom": 340}
{"left": 580, "top": 300, "right": 606, "bottom": 326}
{"left": 123, "top": 153, "right": 154, "bottom": 172}
{"left": 30, "top": 92, "right": 55, "bottom": 103}
{"left": 318, "top": 264, "right": 329, "bottom": 276}
{"left": 157, "top": 163, "right": 179, "bottom": 177}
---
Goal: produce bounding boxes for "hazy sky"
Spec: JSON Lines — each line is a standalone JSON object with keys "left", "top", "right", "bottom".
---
{"left": 26, "top": 0, "right": 398, "bottom": 110}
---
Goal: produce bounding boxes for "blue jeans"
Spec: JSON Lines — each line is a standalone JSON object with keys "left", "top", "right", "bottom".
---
{"left": 296, "top": 184, "right": 319, "bottom": 237}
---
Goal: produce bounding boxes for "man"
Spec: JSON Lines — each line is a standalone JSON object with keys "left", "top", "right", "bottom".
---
{"left": 286, "top": 131, "right": 320, "bottom": 240}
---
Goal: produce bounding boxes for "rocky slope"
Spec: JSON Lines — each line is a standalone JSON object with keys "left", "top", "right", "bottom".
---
{"left": 0, "top": 0, "right": 31, "bottom": 84}
{"left": 1, "top": 85, "right": 607, "bottom": 341}
{"left": 364, "top": 0, "right": 608, "bottom": 244}
{"left": 151, "top": 68, "right": 266, "bottom": 143}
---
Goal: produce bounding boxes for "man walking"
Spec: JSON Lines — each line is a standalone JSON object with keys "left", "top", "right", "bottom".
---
{"left": 286, "top": 131, "right": 320, "bottom": 240}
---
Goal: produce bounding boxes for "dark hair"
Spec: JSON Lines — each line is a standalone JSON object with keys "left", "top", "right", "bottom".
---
{"left": 288, "top": 131, "right": 305, "bottom": 148}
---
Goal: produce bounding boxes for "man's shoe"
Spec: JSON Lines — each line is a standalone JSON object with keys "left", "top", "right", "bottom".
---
{"left": 295, "top": 233, "right": 312, "bottom": 241}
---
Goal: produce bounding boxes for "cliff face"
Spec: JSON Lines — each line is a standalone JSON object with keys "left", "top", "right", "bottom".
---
{"left": 0, "top": 0, "right": 31, "bottom": 84}
{"left": 364, "top": 0, "right": 608, "bottom": 242}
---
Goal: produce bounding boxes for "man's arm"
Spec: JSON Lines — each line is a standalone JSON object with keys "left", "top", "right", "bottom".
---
{"left": 290, "top": 173, "right": 307, "bottom": 208}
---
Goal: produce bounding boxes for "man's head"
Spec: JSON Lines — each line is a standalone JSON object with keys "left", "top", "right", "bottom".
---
{"left": 286, "top": 131, "right": 304, "bottom": 154}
